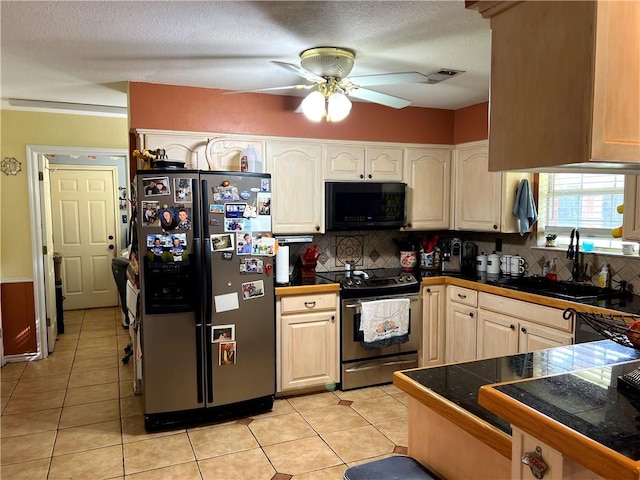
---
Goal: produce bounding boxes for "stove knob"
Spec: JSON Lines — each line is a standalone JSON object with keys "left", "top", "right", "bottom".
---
{"left": 355, "top": 279, "right": 362, "bottom": 285}
{"left": 398, "top": 276, "right": 404, "bottom": 282}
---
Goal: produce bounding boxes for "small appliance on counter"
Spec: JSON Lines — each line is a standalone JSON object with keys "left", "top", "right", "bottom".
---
{"left": 462, "top": 241, "right": 478, "bottom": 273}
{"left": 441, "top": 238, "right": 462, "bottom": 273}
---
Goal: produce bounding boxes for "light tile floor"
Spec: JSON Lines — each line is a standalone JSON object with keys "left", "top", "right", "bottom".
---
{"left": 1, "top": 307, "right": 410, "bottom": 479}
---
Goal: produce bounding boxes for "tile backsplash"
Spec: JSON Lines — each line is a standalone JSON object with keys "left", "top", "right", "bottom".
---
{"left": 284, "top": 230, "right": 640, "bottom": 294}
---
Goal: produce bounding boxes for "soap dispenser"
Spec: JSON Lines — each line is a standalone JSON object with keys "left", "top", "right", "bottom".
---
{"left": 598, "top": 265, "right": 610, "bottom": 288}
{"left": 546, "top": 258, "right": 558, "bottom": 281}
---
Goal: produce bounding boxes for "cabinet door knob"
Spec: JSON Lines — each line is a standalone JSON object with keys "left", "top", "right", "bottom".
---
{"left": 510, "top": 324, "right": 516, "bottom": 330}
{"left": 331, "top": 315, "right": 335, "bottom": 322}
{"left": 493, "top": 224, "right": 498, "bottom": 230}
{"left": 521, "top": 327, "right": 527, "bottom": 333}
{"left": 360, "top": 174, "right": 364, "bottom": 179}
{"left": 304, "top": 301, "right": 316, "bottom": 308}
{"left": 469, "top": 312, "right": 474, "bottom": 318}
{"left": 426, "top": 288, "right": 431, "bottom": 293}
{"left": 458, "top": 293, "right": 467, "bottom": 299}
{"left": 315, "top": 225, "right": 320, "bottom": 232}
{"left": 367, "top": 174, "right": 372, "bottom": 179}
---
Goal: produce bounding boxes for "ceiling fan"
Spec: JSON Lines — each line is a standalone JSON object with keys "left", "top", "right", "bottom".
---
{"left": 234, "top": 46, "right": 463, "bottom": 122}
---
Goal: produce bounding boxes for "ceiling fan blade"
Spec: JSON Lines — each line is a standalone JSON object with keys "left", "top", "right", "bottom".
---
{"left": 224, "top": 84, "right": 316, "bottom": 95}
{"left": 272, "top": 61, "right": 325, "bottom": 83}
{"left": 348, "top": 87, "right": 412, "bottom": 109}
{"left": 347, "top": 72, "right": 430, "bottom": 87}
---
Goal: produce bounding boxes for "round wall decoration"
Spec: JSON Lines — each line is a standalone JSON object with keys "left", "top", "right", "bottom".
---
{"left": 1, "top": 157, "right": 22, "bottom": 176}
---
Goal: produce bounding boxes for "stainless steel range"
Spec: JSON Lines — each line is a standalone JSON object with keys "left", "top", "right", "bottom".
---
{"left": 320, "top": 268, "right": 422, "bottom": 390}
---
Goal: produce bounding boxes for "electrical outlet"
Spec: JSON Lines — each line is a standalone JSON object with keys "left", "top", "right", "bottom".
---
{"left": 122, "top": 215, "right": 127, "bottom": 223}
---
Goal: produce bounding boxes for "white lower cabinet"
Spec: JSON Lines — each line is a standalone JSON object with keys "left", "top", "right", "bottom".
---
{"left": 476, "top": 309, "right": 519, "bottom": 358}
{"left": 444, "top": 287, "right": 574, "bottom": 363}
{"left": 422, "top": 285, "right": 446, "bottom": 366}
{"left": 276, "top": 292, "right": 340, "bottom": 393}
{"left": 445, "top": 286, "right": 478, "bottom": 363}
{"left": 476, "top": 292, "right": 573, "bottom": 359}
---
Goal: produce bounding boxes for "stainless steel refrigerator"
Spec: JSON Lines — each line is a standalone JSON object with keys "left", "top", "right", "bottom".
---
{"left": 136, "top": 169, "right": 275, "bottom": 430}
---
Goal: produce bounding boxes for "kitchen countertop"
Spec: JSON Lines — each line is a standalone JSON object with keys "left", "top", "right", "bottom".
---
{"left": 479, "top": 355, "right": 640, "bottom": 479}
{"left": 278, "top": 268, "right": 640, "bottom": 315}
{"left": 274, "top": 273, "right": 339, "bottom": 296}
{"left": 394, "top": 340, "right": 640, "bottom": 478}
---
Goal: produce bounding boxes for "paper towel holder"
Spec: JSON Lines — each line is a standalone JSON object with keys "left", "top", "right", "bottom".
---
{"left": 275, "top": 245, "right": 291, "bottom": 285}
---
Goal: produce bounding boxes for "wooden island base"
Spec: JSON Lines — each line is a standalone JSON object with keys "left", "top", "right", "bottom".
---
{"left": 407, "top": 398, "right": 511, "bottom": 480}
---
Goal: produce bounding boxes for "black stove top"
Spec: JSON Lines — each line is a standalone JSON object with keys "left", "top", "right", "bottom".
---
{"left": 317, "top": 268, "right": 420, "bottom": 298}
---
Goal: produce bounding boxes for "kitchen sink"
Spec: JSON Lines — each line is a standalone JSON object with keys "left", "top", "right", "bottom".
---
{"left": 487, "top": 276, "right": 624, "bottom": 302}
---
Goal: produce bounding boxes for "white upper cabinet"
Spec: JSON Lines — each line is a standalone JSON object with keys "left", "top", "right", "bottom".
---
{"left": 403, "top": 146, "right": 452, "bottom": 230}
{"left": 205, "top": 138, "right": 265, "bottom": 172}
{"left": 266, "top": 140, "right": 324, "bottom": 234}
{"left": 325, "top": 144, "right": 403, "bottom": 181}
{"left": 453, "top": 141, "right": 532, "bottom": 233}
{"left": 137, "top": 131, "right": 208, "bottom": 169}
{"left": 136, "top": 130, "right": 265, "bottom": 171}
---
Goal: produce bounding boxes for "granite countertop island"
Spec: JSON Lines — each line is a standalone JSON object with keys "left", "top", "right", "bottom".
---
{"left": 393, "top": 340, "right": 640, "bottom": 479}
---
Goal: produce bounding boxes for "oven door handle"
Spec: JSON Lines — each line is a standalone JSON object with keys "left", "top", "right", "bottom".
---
{"left": 344, "top": 358, "right": 417, "bottom": 373}
{"left": 344, "top": 295, "right": 420, "bottom": 309}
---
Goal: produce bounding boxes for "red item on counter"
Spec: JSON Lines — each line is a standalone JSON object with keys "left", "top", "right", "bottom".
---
{"left": 302, "top": 245, "right": 321, "bottom": 264}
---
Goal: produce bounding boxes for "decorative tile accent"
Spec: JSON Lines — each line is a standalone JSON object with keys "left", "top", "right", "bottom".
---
{"left": 394, "top": 446, "right": 408, "bottom": 455}
{"left": 272, "top": 474, "right": 293, "bottom": 480}
{"left": 335, "top": 236, "right": 364, "bottom": 267}
{"left": 338, "top": 400, "right": 353, "bottom": 406}
{"left": 236, "top": 417, "right": 253, "bottom": 426}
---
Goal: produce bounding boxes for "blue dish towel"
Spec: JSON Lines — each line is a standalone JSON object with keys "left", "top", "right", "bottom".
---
{"left": 513, "top": 178, "right": 538, "bottom": 235}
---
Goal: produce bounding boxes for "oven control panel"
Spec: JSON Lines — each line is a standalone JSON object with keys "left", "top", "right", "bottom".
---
{"left": 340, "top": 273, "right": 419, "bottom": 297}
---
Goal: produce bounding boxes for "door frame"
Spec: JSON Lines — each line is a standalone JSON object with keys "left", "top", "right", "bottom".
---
{"left": 27, "top": 145, "right": 128, "bottom": 360}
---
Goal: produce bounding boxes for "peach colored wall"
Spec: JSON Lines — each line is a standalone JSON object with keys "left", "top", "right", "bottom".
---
{"left": 453, "top": 102, "right": 489, "bottom": 144}
{"left": 129, "top": 82, "right": 456, "bottom": 144}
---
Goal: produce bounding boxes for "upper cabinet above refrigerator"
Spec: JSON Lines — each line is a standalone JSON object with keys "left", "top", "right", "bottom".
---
{"left": 473, "top": 1, "right": 640, "bottom": 172}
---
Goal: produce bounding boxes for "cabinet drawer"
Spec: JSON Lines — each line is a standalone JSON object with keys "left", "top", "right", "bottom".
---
{"left": 280, "top": 293, "right": 337, "bottom": 314}
{"left": 478, "top": 292, "right": 572, "bottom": 332}
{"left": 448, "top": 286, "right": 478, "bottom": 307}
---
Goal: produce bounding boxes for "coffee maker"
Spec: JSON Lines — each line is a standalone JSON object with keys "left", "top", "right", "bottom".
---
{"left": 462, "top": 241, "right": 478, "bottom": 273}
{"left": 441, "top": 238, "right": 462, "bottom": 273}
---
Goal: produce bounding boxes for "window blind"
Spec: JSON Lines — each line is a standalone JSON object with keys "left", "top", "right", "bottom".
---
{"left": 538, "top": 173, "right": 624, "bottom": 237}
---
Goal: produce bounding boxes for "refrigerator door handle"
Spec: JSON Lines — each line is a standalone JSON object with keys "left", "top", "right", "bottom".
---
{"left": 193, "top": 235, "right": 205, "bottom": 405}
{"left": 195, "top": 321, "right": 204, "bottom": 404}
{"left": 203, "top": 235, "right": 214, "bottom": 404}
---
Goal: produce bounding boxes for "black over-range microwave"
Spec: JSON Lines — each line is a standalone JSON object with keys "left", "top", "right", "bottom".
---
{"left": 325, "top": 181, "right": 408, "bottom": 231}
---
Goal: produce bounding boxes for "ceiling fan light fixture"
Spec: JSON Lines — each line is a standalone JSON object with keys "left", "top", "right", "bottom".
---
{"left": 301, "top": 90, "right": 326, "bottom": 122}
{"left": 327, "top": 92, "right": 352, "bottom": 122}
{"left": 300, "top": 47, "right": 356, "bottom": 79}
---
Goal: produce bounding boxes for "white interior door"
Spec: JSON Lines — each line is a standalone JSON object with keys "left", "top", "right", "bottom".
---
{"left": 51, "top": 166, "right": 119, "bottom": 310}
{"left": 39, "top": 155, "right": 58, "bottom": 352}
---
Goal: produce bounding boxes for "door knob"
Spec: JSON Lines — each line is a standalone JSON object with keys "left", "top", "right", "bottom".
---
{"left": 109, "top": 245, "right": 115, "bottom": 250}
{"left": 108, "top": 235, "right": 114, "bottom": 240}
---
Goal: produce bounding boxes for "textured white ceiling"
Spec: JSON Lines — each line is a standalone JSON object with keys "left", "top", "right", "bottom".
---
{"left": 0, "top": 1, "right": 491, "bottom": 113}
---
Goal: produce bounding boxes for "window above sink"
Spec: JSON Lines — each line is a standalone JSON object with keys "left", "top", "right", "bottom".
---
{"left": 538, "top": 172, "right": 625, "bottom": 254}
